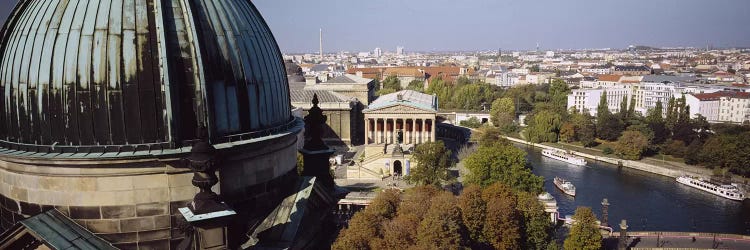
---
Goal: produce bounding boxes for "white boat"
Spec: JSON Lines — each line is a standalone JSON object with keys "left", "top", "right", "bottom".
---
{"left": 542, "top": 149, "right": 586, "bottom": 166}
{"left": 676, "top": 176, "right": 745, "bottom": 201}
{"left": 554, "top": 177, "right": 576, "bottom": 196}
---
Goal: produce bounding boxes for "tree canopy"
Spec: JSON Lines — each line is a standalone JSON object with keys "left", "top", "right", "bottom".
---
{"left": 614, "top": 130, "right": 650, "bottom": 160}
{"left": 405, "top": 141, "right": 455, "bottom": 186}
{"left": 377, "top": 75, "right": 402, "bottom": 96}
{"left": 333, "top": 183, "right": 554, "bottom": 250}
{"left": 524, "top": 109, "right": 562, "bottom": 143}
{"left": 563, "top": 207, "right": 602, "bottom": 250}
{"left": 490, "top": 97, "right": 517, "bottom": 132}
{"left": 463, "top": 140, "right": 543, "bottom": 193}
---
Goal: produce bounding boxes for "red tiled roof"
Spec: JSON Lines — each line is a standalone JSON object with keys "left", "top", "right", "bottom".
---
{"left": 597, "top": 74, "right": 622, "bottom": 82}
{"left": 691, "top": 92, "right": 724, "bottom": 101}
{"left": 693, "top": 91, "right": 750, "bottom": 100}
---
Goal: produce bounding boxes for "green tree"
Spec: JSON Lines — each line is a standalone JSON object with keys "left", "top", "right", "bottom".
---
{"left": 517, "top": 192, "right": 553, "bottom": 250}
{"left": 490, "top": 97, "right": 516, "bottom": 123}
{"left": 426, "top": 76, "right": 454, "bottom": 109}
{"left": 665, "top": 97, "right": 677, "bottom": 132}
{"left": 529, "top": 65, "right": 540, "bottom": 72}
{"left": 416, "top": 192, "right": 468, "bottom": 250}
{"left": 453, "top": 84, "right": 483, "bottom": 110}
{"left": 382, "top": 75, "right": 402, "bottom": 90}
{"left": 475, "top": 126, "right": 503, "bottom": 146}
{"left": 503, "top": 84, "right": 538, "bottom": 113}
{"left": 627, "top": 95, "right": 636, "bottom": 119}
{"left": 490, "top": 97, "right": 517, "bottom": 132}
{"left": 563, "top": 207, "right": 602, "bottom": 250}
{"left": 464, "top": 142, "right": 543, "bottom": 193}
{"left": 559, "top": 122, "right": 576, "bottom": 143}
{"left": 524, "top": 110, "right": 562, "bottom": 143}
{"left": 548, "top": 79, "right": 571, "bottom": 115}
{"left": 456, "top": 75, "right": 472, "bottom": 87}
{"left": 459, "top": 116, "right": 482, "bottom": 128}
{"left": 597, "top": 114, "right": 624, "bottom": 141}
{"left": 377, "top": 75, "right": 403, "bottom": 96}
{"left": 646, "top": 100, "right": 668, "bottom": 144}
{"left": 596, "top": 91, "right": 610, "bottom": 121}
{"left": 614, "top": 130, "right": 650, "bottom": 160}
{"left": 673, "top": 100, "right": 695, "bottom": 143}
{"left": 571, "top": 111, "right": 597, "bottom": 147}
{"left": 406, "top": 141, "right": 455, "bottom": 185}
{"left": 646, "top": 100, "right": 664, "bottom": 124}
{"left": 619, "top": 95, "right": 628, "bottom": 120}
{"left": 406, "top": 79, "right": 424, "bottom": 91}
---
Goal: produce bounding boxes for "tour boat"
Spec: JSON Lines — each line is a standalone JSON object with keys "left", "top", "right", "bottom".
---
{"left": 676, "top": 176, "right": 745, "bottom": 201}
{"left": 542, "top": 149, "right": 586, "bottom": 166}
{"left": 554, "top": 177, "right": 576, "bottom": 196}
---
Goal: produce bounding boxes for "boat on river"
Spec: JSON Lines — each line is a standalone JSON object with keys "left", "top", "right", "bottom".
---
{"left": 554, "top": 177, "right": 576, "bottom": 196}
{"left": 542, "top": 149, "right": 586, "bottom": 166}
{"left": 676, "top": 176, "right": 745, "bottom": 201}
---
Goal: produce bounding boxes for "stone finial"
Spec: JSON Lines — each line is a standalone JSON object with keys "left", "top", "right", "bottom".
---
{"left": 185, "top": 127, "right": 223, "bottom": 214}
{"left": 304, "top": 94, "right": 328, "bottom": 151}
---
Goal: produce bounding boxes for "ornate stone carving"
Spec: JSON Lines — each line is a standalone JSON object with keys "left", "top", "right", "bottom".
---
{"left": 304, "top": 94, "right": 329, "bottom": 151}
{"left": 184, "top": 128, "right": 223, "bottom": 214}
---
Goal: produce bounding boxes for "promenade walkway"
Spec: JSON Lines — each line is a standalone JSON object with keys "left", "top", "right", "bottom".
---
{"left": 604, "top": 231, "right": 750, "bottom": 249}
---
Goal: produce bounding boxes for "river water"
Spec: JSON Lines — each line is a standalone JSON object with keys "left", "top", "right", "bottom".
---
{"left": 517, "top": 144, "right": 750, "bottom": 235}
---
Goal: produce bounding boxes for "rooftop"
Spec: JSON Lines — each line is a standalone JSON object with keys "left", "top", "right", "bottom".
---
{"left": 290, "top": 89, "right": 351, "bottom": 103}
{"left": 323, "top": 74, "right": 374, "bottom": 85}
{"left": 365, "top": 90, "right": 438, "bottom": 112}
{"left": 597, "top": 74, "right": 622, "bottom": 82}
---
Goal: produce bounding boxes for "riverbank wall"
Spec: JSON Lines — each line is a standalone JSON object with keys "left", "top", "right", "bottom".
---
{"left": 502, "top": 136, "right": 695, "bottom": 179}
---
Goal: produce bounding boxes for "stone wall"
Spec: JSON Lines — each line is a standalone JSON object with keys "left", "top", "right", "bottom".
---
{"left": 0, "top": 129, "right": 302, "bottom": 250}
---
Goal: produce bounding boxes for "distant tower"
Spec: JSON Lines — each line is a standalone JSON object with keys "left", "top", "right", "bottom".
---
{"left": 536, "top": 42, "right": 540, "bottom": 52}
{"left": 319, "top": 28, "right": 323, "bottom": 59}
{"left": 397, "top": 46, "right": 404, "bottom": 55}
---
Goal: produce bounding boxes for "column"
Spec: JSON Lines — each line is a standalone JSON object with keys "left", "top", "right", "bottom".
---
{"left": 379, "top": 118, "right": 384, "bottom": 144}
{"left": 388, "top": 118, "right": 396, "bottom": 143}
{"left": 421, "top": 119, "right": 426, "bottom": 143}
{"left": 385, "top": 118, "right": 390, "bottom": 144}
{"left": 407, "top": 119, "right": 413, "bottom": 144}
{"left": 431, "top": 119, "right": 436, "bottom": 142}
{"left": 376, "top": 118, "right": 382, "bottom": 144}
{"left": 364, "top": 118, "right": 370, "bottom": 144}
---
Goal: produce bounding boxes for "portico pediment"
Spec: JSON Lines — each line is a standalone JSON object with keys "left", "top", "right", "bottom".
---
{"left": 363, "top": 103, "right": 436, "bottom": 114}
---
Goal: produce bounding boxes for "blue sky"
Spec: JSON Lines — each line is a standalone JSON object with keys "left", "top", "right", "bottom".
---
{"left": 2, "top": 0, "right": 749, "bottom": 53}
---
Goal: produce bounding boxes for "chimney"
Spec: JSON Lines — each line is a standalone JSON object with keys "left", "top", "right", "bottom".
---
{"left": 305, "top": 75, "right": 318, "bottom": 86}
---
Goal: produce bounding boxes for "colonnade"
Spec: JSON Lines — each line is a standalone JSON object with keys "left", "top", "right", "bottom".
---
{"left": 364, "top": 117, "right": 435, "bottom": 144}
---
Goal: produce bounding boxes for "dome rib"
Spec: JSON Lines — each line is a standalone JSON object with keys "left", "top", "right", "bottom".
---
{"left": 0, "top": 0, "right": 293, "bottom": 156}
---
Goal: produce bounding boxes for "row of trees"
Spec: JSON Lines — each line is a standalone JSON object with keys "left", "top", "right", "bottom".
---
{"left": 332, "top": 183, "right": 556, "bottom": 250}
{"left": 425, "top": 76, "right": 503, "bottom": 110}
{"left": 490, "top": 80, "right": 750, "bottom": 176}
{"left": 376, "top": 75, "right": 503, "bottom": 111}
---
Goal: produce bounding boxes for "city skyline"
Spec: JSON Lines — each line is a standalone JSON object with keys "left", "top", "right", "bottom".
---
{"left": 1, "top": 0, "right": 749, "bottom": 53}
{"left": 255, "top": 0, "right": 750, "bottom": 53}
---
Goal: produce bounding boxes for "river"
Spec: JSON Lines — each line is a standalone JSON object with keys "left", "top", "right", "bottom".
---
{"left": 517, "top": 144, "right": 750, "bottom": 235}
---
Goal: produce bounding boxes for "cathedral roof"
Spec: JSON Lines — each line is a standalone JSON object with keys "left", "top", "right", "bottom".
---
{"left": 0, "top": 0, "right": 293, "bottom": 156}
